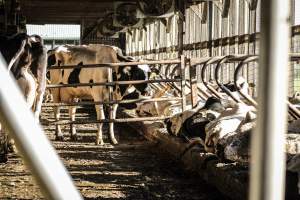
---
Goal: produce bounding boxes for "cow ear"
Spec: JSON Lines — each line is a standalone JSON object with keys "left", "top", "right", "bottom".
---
{"left": 47, "top": 54, "right": 56, "bottom": 67}
{"left": 122, "top": 66, "right": 131, "bottom": 76}
{"left": 148, "top": 71, "right": 158, "bottom": 79}
{"left": 29, "top": 35, "right": 43, "bottom": 44}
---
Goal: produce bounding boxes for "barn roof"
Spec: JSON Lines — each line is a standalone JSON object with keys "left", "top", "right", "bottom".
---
{"left": 20, "top": 0, "right": 128, "bottom": 25}
{"left": 26, "top": 24, "right": 80, "bottom": 40}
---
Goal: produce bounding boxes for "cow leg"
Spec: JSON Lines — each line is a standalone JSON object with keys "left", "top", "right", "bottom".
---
{"left": 33, "top": 47, "right": 47, "bottom": 122}
{"left": 0, "top": 123, "right": 8, "bottom": 163}
{"left": 69, "top": 106, "right": 78, "bottom": 141}
{"left": 0, "top": 124, "right": 16, "bottom": 153}
{"left": 109, "top": 104, "right": 118, "bottom": 145}
{"left": 54, "top": 106, "right": 64, "bottom": 141}
{"left": 95, "top": 105, "right": 105, "bottom": 145}
{"left": 33, "top": 84, "right": 46, "bottom": 123}
{"left": 17, "top": 73, "right": 37, "bottom": 110}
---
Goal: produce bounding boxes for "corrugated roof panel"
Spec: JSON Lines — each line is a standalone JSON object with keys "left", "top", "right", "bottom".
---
{"left": 26, "top": 24, "right": 80, "bottom": 40}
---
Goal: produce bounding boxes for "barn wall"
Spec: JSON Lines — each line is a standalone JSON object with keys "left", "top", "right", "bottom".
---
{"left": 125, "top": 0, "right": 300, "bottom": 96}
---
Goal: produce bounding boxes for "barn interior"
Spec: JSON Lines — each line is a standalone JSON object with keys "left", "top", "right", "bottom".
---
{"left": 1, "top": 0, "right": 300, "bottom": 200}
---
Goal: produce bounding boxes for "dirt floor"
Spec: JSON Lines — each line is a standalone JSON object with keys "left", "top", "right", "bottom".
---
{"left": 0, "top": 106, "right": 229, "bottom": 200}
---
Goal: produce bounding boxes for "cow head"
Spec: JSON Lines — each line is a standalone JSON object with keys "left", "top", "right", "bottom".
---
{"left": 47, "top": 50, "right": 58, "bottom": 67}
{"left": 117, "top": 64, "right": 152, "bottom": 97}
{"left": 0, "top": 33, "right": 35, "bottom": 79}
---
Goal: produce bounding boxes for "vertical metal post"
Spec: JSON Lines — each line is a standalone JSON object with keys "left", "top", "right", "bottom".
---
{"left": 177, "top": 0, "right": 184, "bottom": 57}
{"left": 0, "top": 56, "right": 83, "bottom": 200}
{"left": 208, "top": 2, "right": 213, "bottom": 80}
{"left": 108, "top": 67, "right": 114, "bottom": 123}
{"left": 180, "top": 55, "right": 187, "bottom": 111}
{"left": 208, "top": 2, "right": 213, "bottom": 57}
{"left": 249, "top": 0, "right": 291, "bottom": 200}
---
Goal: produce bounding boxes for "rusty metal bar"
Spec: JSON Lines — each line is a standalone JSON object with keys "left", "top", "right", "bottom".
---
{"left": 49, "top": 116, "right": 170, "bottom": 125}
{"left": 189, "top": 54, "right": 256, "bottom": 66}
{"left": 233, "top": 55, "right": 259, "bottom": 107}
{"left": 290, "top": 53, "right": 300, "bottom": 61}
{"left": 48, "top": 59, "right": 181, "bottom": 70}
{"left": 190, "top": 54, "right": 298, "bottom": 67}
{"left": 234, "top": 55, "right": 300, "bottom": 119}
{"left": 200, "top": 57, "right": 225, "bottom": 99}
{"left": 214, "top": 55, "right": 243, "bottom": 103}
{"left": 47, "top": 79, "right": 182, "bottom": 89}
{"left": 180, "top": 55, "right": 187, "bottom": 111}
{"left": 42, "top": 97, "right": 183, "bottom": 107}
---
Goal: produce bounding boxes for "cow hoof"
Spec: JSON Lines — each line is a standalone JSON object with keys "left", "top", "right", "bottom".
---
{"left": 7, "top": 141, "right": 17, "bottom": 153}
{"left": 95, "top": 139, "right": 104, "bottom": 146}
{"left": 70, "top": 135, "right": 78, "bottom": 141}
{"left": 0, "top": 154, "right": 8, "bottom": 163}
{"left": 110, "top": 138, "right": 118, "bottom": 145}
{"left": 55, "top": 135, "right": 64, "bottom": 141}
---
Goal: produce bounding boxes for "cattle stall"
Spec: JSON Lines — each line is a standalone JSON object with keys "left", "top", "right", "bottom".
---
{"left": 0, "top": 0, "right": 300, "bottom": 200}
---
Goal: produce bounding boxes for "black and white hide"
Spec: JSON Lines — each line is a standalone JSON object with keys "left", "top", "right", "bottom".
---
{"left": 0, "top": 33, "right": 47, "bottom": 159}
{"left": 289, "top": 91, "right": 300, "bottom": 105}
{"left": 286, "top": 154, "right": 300, "bottom": 198}
{"left": 204, "top": 103, "right": 256, "bottom": 153}
{"left": 218, "top": 77, "right": 251, "bottom": 108}
{"left": 215, "top": 111, "right": 256, "bottom": 163}
{"left": 165, "top": 97, "right": 225, "bottom": 141}
{"left": 0, "top": 33, "right": 47, "bottom": 120}
{"left": 213, "top": 114, "right": 300, "bottom": 164}
{"left": 47, "top": 45, "right": 151, "bottom": 145}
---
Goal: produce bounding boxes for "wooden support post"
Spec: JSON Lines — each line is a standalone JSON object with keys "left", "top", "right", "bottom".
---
{"left": 180, "top": 55, "right": 187, "bottom": 111}
{"left": 119, "top": 32, "right": 126, "bottom": 54}
{"left": 80, "top": 19, "right": 84, "bottom": 45}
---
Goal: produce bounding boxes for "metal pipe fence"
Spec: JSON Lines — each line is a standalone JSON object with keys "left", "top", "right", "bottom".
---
{"left": 45, "top": 57, "right": 189, "bottom": 125}
{"left": 189, "top": 54, "right": 300, "bottom": 108}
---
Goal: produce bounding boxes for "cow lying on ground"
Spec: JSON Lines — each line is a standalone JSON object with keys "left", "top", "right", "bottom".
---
{"left": 213, "top": 77, "right": 253, "bottom": 107}
{"left": 219, "top": 116, "right": 300, "bottom": 164}
{"left": 165, "top": 97, "right": 225, "bottom": 140}
{"left": 47, "top": 44, "right": 151, "bottom": 145}
{"left": 136, "top": 83, "right": 200, "bottom": 117}
{"left": 136, "top": 85, "right": 177, "bottom": 116}
{"left": 216, "top": 111, "right": 256, "bottom": 163}
{"left": 289, "top": 91, "right": 300, "bottom": 105}
{"left": 204, "top": 102, "right": 256, "bottom": 153}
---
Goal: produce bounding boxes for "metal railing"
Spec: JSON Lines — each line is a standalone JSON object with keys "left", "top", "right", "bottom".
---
{"left": 45, "top": 56, "right": 188, "bottom": 125}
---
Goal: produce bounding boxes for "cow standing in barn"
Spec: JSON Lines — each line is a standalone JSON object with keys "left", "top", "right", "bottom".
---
{"left": 0, "top": 33, "right": 47, "bottom": 160}
{"left": 0, "top": 33, "right": 47, "bottom": 121}
{"left": 47, "top": 45, "right": 151, "bottom": 145}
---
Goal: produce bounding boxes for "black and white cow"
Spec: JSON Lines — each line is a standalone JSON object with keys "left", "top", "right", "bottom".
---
{"left": 47, "top": 44, "right": 151, "bottom": 145}
{"left": 0, "top": 33, "right": 47, "bottom": 120}
{"left": 165, "top": 97, "right": 225, "bottom": 141}
{"left": 165, "top": 97, "right": 225, "bottom": 159}
{"left": 0, "top": 33, "right": 47, "bottom": 159}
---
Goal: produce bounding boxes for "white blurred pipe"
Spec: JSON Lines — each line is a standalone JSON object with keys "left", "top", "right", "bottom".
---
{"left": 249, "top": 0, "right": 290, "bottom": 200}
{"left": 0, "top": 54, "right": 83, "bottom": 200}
